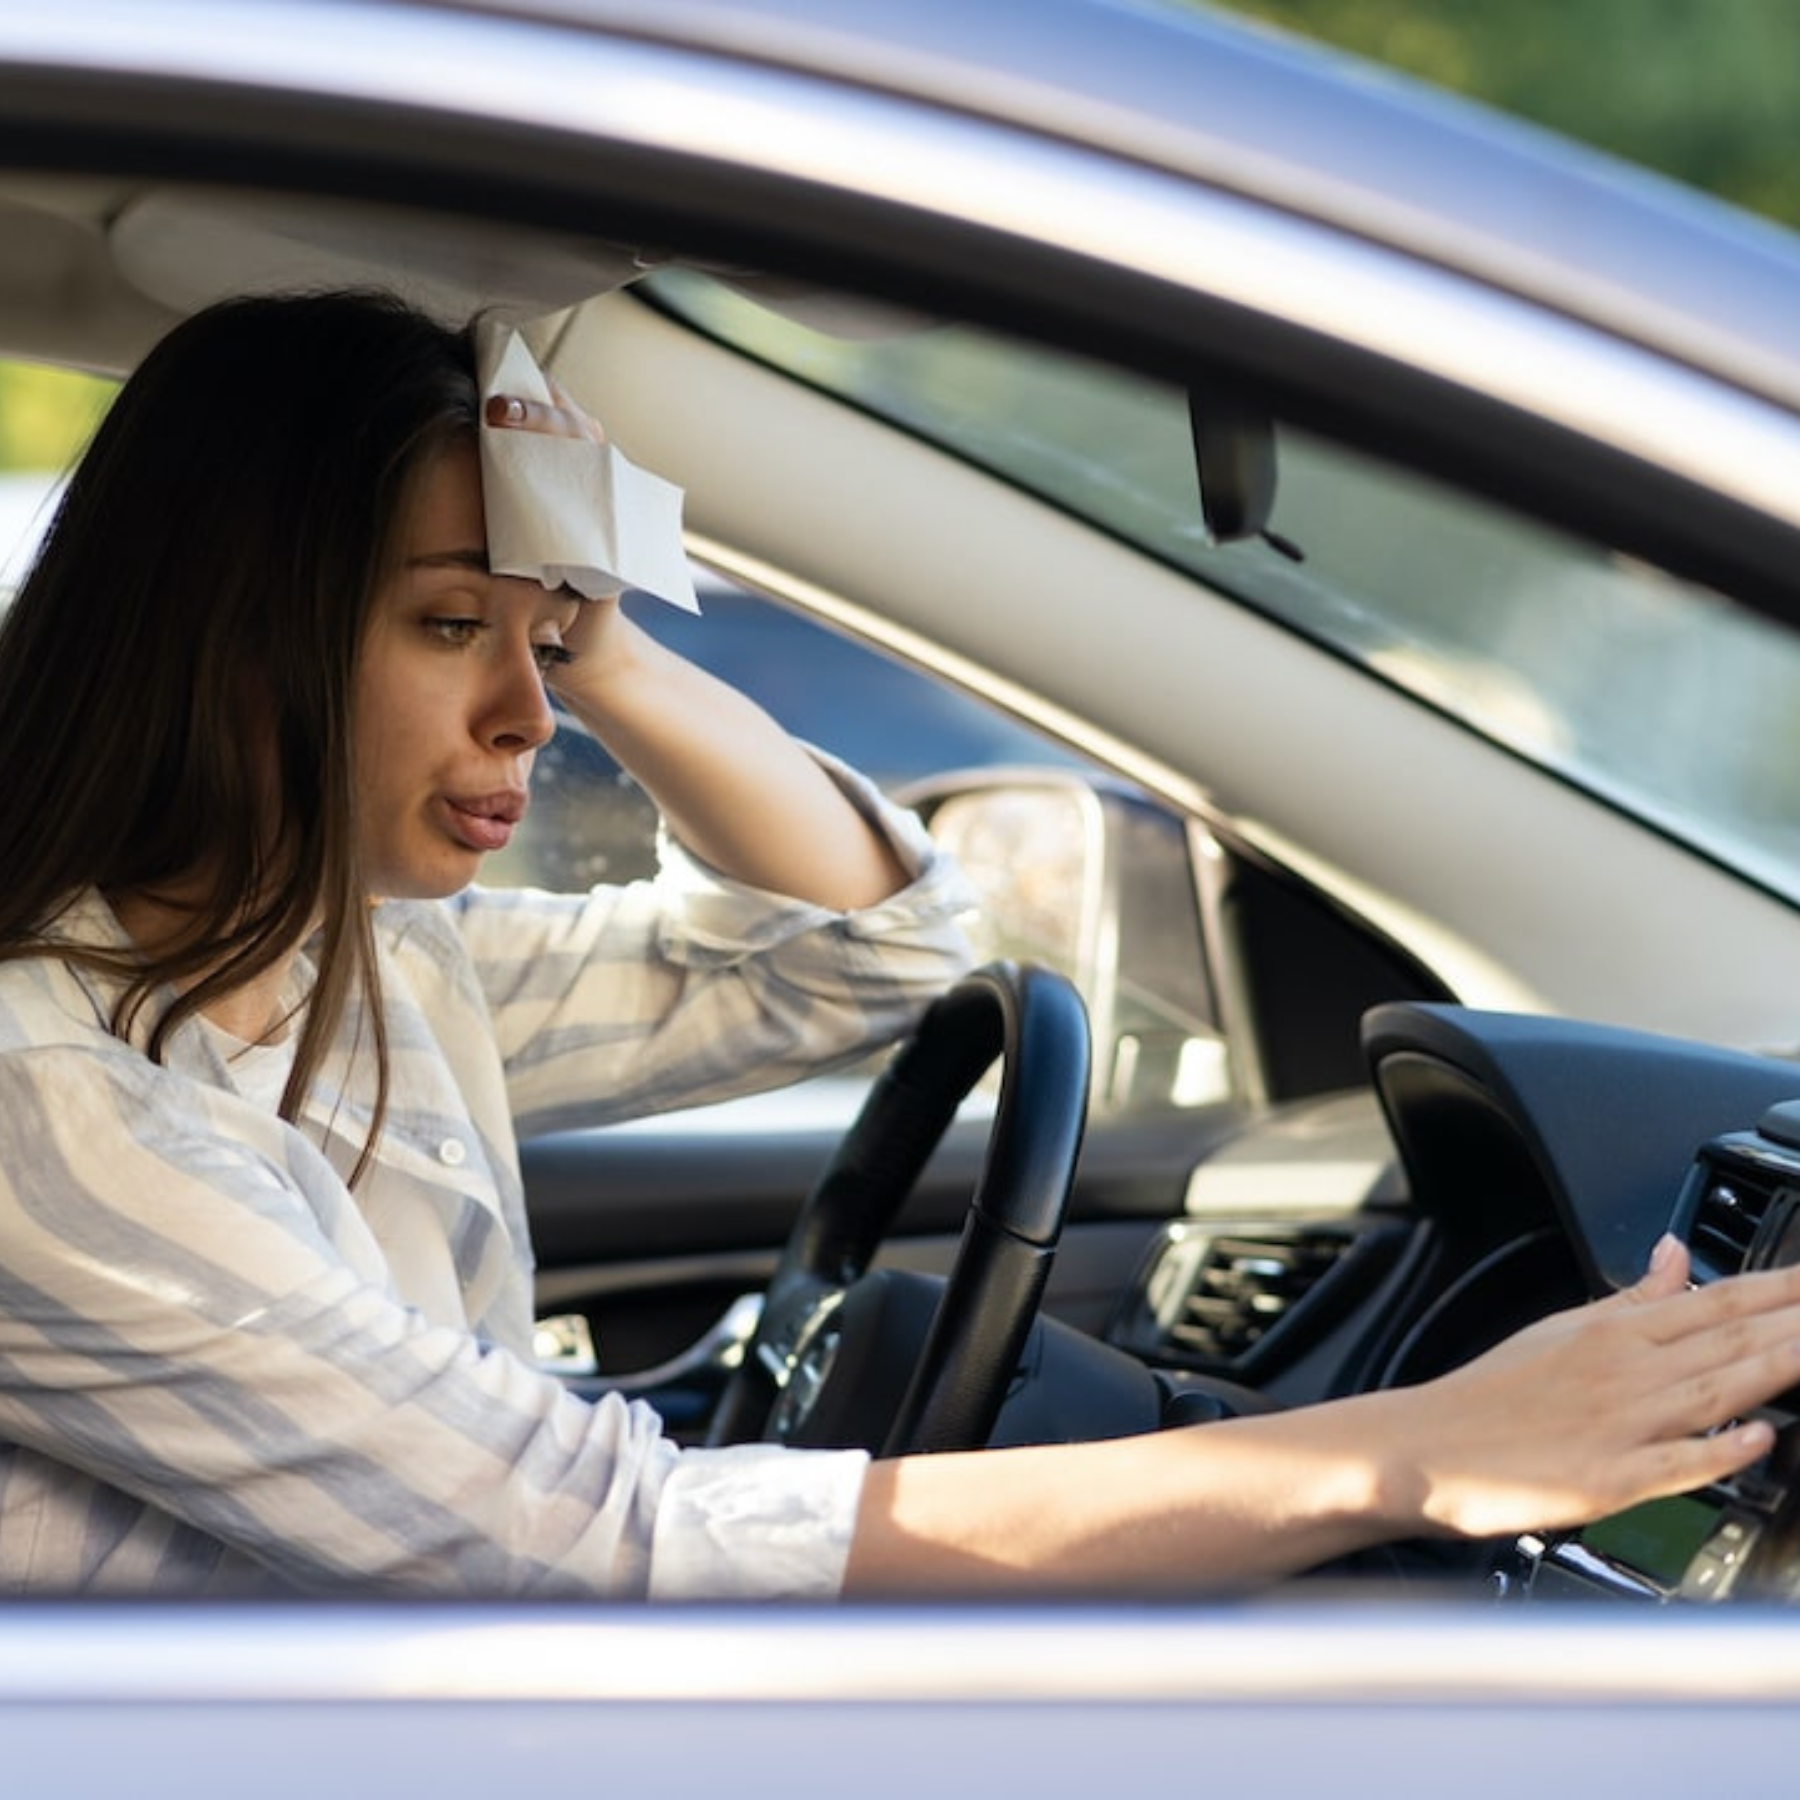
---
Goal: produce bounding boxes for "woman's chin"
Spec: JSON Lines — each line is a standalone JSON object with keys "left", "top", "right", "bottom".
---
{"left": 365, "top": 851, "right": 487, "bottom": 903}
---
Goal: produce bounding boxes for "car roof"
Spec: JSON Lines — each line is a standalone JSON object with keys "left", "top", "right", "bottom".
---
{"left": 7, "top": 0, "right": 1800, "bottom": 411}
{"left": 443, "top": 0, "right": 1800, "bottom": 410}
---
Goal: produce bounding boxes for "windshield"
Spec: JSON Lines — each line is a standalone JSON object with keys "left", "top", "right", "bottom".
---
{"left": 649, "top": 270, "right": 1800, "bottom": 907}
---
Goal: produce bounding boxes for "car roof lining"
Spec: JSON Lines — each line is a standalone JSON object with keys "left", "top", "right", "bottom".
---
{"left": 0, "top": 172, "right": 960, "bottom": 377}
{"left": 0, "top": 177, "right": 650, "bottom": 369}
{"left": 107, "top": 187, "right": 652, "bottom": 323}
{"left": 0, "top": 177, "right": 175, "bottom": 369}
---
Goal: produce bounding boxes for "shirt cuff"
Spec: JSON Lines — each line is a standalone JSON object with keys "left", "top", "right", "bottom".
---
{"left": 647, "top": 1442, "right": 871, "bottom": 1601}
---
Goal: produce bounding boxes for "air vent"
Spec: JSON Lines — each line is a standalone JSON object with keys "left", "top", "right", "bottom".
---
{"left": 1119, "top": 1226, "right": 1356, "bottom": 1369}
{"left": 1687, "top": 1163, "right": 1783, "bottom": 1276}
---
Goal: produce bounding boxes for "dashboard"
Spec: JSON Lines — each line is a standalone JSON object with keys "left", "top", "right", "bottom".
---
{"left": 1103, "top": 1001, "right": 1800, "bottom": 1606}
{"left": 1521, "top": 1110, "right": 1800, "bottom": 1604}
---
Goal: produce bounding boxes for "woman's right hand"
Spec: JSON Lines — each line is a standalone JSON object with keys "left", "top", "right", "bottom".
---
{"left": 1382, "top": 1234, "right": 1800, "bottom": 1543}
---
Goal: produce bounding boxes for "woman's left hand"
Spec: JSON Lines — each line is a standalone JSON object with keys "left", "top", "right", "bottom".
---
{"left": 484, "top": 381, "right": 605, "bottom": 444}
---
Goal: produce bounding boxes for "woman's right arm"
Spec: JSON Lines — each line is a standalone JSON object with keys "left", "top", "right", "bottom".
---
{"left": 844, "top": 1236, "right": 1800, "bottom": 1594}
{"left": 0, "top": 1047, "right": 871, "bottom": 1598}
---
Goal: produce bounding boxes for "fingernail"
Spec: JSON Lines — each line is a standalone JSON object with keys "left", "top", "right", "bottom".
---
{"left": 1650, "top": 1233, "right": 1678, "bottom": 1272}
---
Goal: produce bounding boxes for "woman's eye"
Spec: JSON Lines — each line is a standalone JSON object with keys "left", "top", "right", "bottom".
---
{"left": 426, "top": 618, "right": 485, "bottom": 647}
{"left": 421, "top": 617, "right": 568, "bottom": 671}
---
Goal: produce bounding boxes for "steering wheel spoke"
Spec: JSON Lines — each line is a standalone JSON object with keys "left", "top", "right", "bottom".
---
{"left": 707, "top": 962, "right": 1091, "bottom": 1456}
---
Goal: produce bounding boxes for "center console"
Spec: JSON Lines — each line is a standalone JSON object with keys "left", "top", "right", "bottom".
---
{"left": 1506, "top": 1099, "right": 1800, "bottom": 1604}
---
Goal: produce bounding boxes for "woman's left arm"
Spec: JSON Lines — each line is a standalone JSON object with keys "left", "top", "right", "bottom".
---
{"left": 551, "top": 596, "right": 909, "bottom": 909}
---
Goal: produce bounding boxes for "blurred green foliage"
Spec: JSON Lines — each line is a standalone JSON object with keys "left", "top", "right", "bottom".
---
{"left": 0, "top": 361, "right": 114, "bottom": 474}
{"left": 1212, "top": 0, "right": 1800, "bottom": 229}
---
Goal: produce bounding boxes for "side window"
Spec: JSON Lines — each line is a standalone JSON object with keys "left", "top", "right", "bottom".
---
{"left": 0, "top": 360, "right": 114, "bottom": 596}
{"left": 0, "top": 472, "right": 59, "bottom": 596}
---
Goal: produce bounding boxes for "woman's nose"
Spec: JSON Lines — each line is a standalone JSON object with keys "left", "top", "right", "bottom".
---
{"left": 485, "top": 641, "right": 557, "bottom": 752}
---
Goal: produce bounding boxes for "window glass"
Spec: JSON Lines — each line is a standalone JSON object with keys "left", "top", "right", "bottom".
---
{"left": 0, "top": 360, "right": 114, "bottom": 588}
{"left": 649, "top": 270, "right": 1800, "bottom": 909}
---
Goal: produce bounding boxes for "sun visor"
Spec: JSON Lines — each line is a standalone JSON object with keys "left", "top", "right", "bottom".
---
{"left": 107, "top": 189, "right": 650, "bottom": 322}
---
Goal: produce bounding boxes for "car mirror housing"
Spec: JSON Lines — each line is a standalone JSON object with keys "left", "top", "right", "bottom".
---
{"left": 905, "top": 769, "right": 1233, "bottom": 1119}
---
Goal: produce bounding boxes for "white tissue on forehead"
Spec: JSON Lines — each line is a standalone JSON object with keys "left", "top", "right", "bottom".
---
{"left": 474, "top": 317, "right": 699, "bottom": 612}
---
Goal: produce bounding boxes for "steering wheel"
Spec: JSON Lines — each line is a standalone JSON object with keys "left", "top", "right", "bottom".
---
{"left": 706, "top": 961, "right": 1091, "bottom": 1457}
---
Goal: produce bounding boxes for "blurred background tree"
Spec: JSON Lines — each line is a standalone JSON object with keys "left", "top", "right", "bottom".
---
{"left": 0, "top": 362, "right": 113, "bottom": 473}
{"left": 1210, "top": 0, "right": 1800, "bottom": 229}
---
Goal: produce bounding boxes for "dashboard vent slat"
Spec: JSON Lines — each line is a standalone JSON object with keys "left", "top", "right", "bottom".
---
{"left": 1148, "top": 1229, "right": 1352, "bottom": 1367}
{"left": 1689, "top": 1172, "right": 1780, "bottom": 1274}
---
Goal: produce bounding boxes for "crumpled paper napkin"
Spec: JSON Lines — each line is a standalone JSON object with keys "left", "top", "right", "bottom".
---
{"left": 475, "top": 315, "right": 699, "bottom": 612}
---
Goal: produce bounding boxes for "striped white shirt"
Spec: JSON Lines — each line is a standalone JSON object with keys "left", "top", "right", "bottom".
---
{"left": 0, "top": 761, "right": 974, "bottom": 1598}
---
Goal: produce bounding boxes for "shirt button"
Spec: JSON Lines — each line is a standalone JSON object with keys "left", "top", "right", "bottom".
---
{"left": 438, "top": 1138, "right": 467, "bottom": 1167}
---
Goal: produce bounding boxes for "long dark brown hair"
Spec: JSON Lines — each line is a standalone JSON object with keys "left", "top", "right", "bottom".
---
{"left": 0, "top": 290, "right": 482, "bottom": 1179}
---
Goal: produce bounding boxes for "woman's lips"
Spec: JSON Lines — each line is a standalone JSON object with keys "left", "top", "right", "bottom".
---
{"left": 443, "top": 790, "right": 527, "bottom": 854}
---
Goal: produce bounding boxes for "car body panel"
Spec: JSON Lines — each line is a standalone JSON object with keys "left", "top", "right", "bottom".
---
{"left": 10, "top": 1601, "right": 1800, "bottom": 1797}
{"left": 514, "top": 0, "right": 1800, "bottom": 385}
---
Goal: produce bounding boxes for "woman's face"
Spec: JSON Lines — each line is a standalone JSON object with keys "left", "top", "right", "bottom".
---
{"left": 353, "top": 440, "right": 578, "bottom": 899}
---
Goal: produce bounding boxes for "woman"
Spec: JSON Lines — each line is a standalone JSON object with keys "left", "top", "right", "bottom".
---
{"left": 0, "top": 290, "right": 1793, "bottom": 1599}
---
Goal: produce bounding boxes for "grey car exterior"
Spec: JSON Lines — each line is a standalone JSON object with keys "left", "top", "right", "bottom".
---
{"left": 6, "top": 0, "right": 1800, "bottom": 1789}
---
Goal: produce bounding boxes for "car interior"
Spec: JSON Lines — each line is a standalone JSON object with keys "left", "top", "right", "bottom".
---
{"left": 8, "top": 148, "right": 1800, "bottom": 1614}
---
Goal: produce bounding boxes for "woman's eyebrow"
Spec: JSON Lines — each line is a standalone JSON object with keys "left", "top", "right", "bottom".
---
{"left": 408, "top": 548, "right": 490, "bottom": 572}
